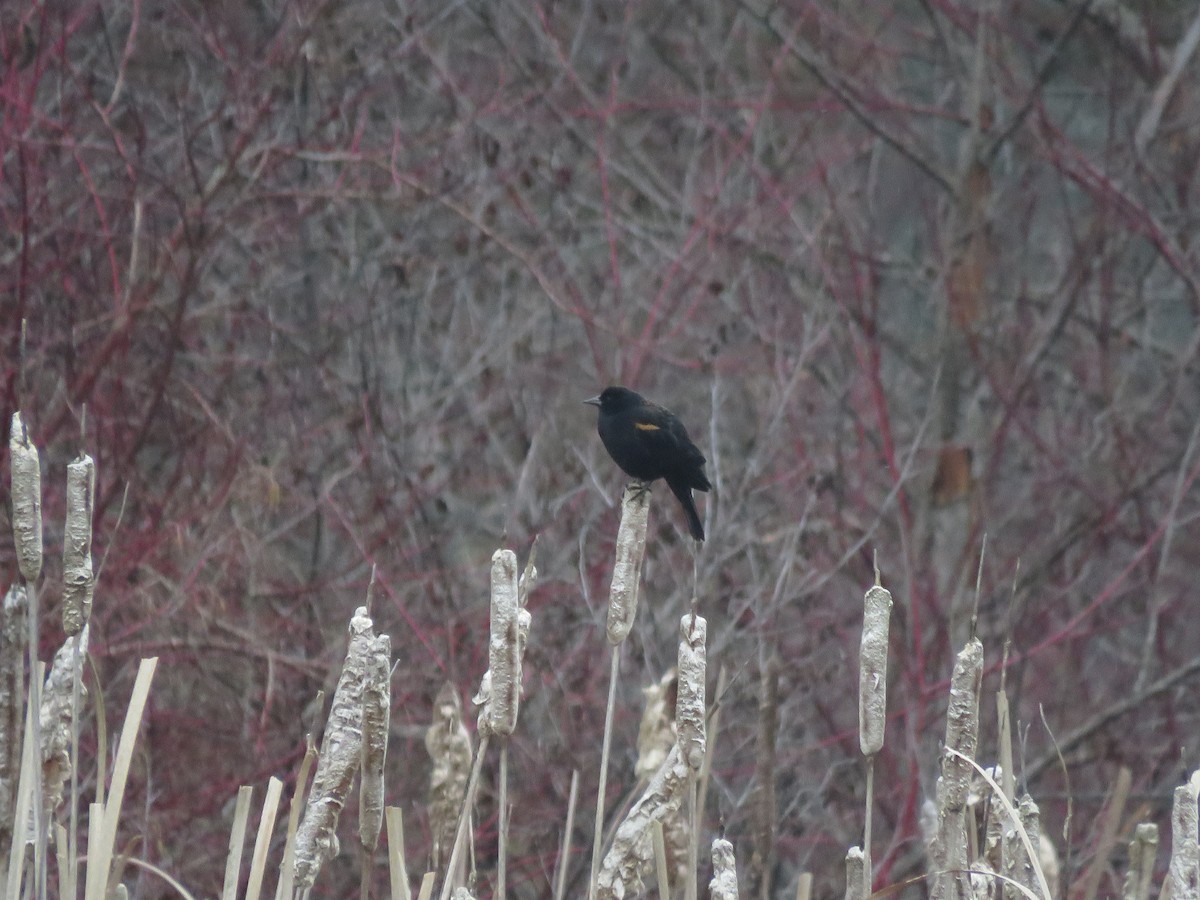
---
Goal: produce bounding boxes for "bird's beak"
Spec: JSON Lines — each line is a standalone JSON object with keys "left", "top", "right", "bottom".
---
{"left": 583, "top": 396, "right": 601, "bottom": 407}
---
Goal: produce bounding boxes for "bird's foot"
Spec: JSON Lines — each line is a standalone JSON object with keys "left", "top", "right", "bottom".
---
{"left": 627, "top": 479, "right": 653, "bottom": 502}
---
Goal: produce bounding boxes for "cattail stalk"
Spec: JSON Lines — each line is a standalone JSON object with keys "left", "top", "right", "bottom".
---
{"left": 676, "top": 616, "right": 706, "bottom": 773}
{"left": 359, "top": 631, "right": 391, "bottom": 900}
{"left": 857, "top": 577, "right": 892, "bottom": 900}
{"left": 553, "top": 771, "right": 580, "bottom": 900}
{"left": 1170, "top": 776, "right": 1200, "bottom": 900}
{"left": 858, "top": 584, "right": 892, "bottom": 758}
{"left": 10, "top": 412, "right": 46, "bottom": 895}
{"left": 844, "top": 847, "right": 865, "bottom": 900}
{"left": 605, "top": 484, "right": 650, "bottom": 645}
{"left": 480, "top": 548, "right": 533, "bottom": 898}
{"left": 932, "top": 638, "right": 983, "bottom": 900}
{"left": 1001, "top": 795, "right": 1042, "bottom": 900}
{"left": 595, "top": 743, "right": 691, "bottom": 899}
{"left": 590, "top": 485, "right": 651, "bottom": 899}
{"left": 277, "top": 733, "right": 318, "bottom": 900}
{"left": 64, "top": 451, "right": 96, "bottom": 899}
{"left": 62, "top": 455, "right": 96, "bottom": 637}
{"left": 678, "top": 616, "right": 706, "bottom": 900}
{"left": 595, "top": 615, "right": 707, "bottom": 899}
{"left": 293, "top": 607, "right": 376, "bottom": 890}
{"left": 486, "top": 550, "right": 521, "bottom": 737}
{"left": 0, "top": 585, "right": 28, "bottom": 860}
{"left": 39, "top": 627, "right": 89, "bottom": 821}
{"left": 10, "top": 413, "right": 43, "bottom": 583}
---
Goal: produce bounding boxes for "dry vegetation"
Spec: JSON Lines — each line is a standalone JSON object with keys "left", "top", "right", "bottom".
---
{"left": 3, "top": 0, "right": 1200, "bottom": 896}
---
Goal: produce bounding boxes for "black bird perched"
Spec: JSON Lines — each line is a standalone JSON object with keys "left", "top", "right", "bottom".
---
{"left": 584, "top": 386, "right": 712, "bottom": 541}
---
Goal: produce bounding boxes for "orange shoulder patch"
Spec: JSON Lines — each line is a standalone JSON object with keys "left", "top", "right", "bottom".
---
{"left": 634, "top": 422, "right": 660, "bottom": 431}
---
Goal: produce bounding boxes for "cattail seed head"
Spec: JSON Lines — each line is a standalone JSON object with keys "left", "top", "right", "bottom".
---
{"left": 606, "top": 484, "right": 650, "bottom": 645}
{"left": 858, "top": 584, "right": 892, "bottom": 756}
{"left": 293, "top": 606, "right": 375, "bottom": 889}
{"left": 10, "top": 413, "right": 43, "bottom": 582}
{"left": 676, "top": 615, "right": 707, "bottom": 772}
{"left": 359, "top": 633, "right": 391, "bottom": 852}
{"left": 487, "top": 549, "right": 522, "bottom": 736}
{"left": 844, "top": 846, "right": 865, "bottom": 900}
{"left": 1170, "top": 777, "right": 1200, "bottom": 899}
{"left": 942, "top": 637, "right": 983, "bottom": 810}
{"left": 426, "top": 683, "right": 471, "bottom": 870}
{"left": 708, "top": 836, "right": 738, "bottom": 899}
{"left": 63, "top": 454, "right": 96, "bottom": 636}
{"left": 40, "top": 626, "right": 89, "bottom": 819}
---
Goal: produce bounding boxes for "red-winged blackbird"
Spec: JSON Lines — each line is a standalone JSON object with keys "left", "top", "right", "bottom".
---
{"left": 584, "top": 386, "right": 712, "bottom": 541}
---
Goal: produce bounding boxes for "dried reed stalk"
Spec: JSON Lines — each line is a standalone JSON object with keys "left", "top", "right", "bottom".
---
{"left": 1080, "top": 766, "right": 1130, "bottom": 900}
{"left": 386, "top": 806, "right": 413, "bottom": 900}
{"left": 553, "top": 771, "right": 580, "bottom": 900}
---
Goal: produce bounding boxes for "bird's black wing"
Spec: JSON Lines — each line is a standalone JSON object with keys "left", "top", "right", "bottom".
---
{"left": 635, "top": 402, "right": 710, "bottom": 491}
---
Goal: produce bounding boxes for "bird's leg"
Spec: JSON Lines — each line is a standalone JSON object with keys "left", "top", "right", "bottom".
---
{"left": 627, "top": 479, "right": 653, "bottom": 501}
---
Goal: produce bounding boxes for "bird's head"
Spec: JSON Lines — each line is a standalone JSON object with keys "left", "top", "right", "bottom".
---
{"left": 583, "top": 386, "right": 644, "bottom": 413}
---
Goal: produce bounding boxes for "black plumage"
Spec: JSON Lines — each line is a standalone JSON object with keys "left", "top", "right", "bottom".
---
{"left": 584, "top": 386, "right": 711, "bottom": 541}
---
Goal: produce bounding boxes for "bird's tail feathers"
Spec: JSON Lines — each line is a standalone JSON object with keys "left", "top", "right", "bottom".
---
{"left": 667, "top": 477, "right": 705, "bottom": 541}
